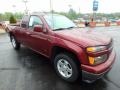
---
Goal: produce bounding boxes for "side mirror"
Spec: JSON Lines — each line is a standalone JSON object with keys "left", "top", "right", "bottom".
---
{"left": 34, "top": 25, "right": 43, "bottom": 32}
{"left": 21, "top": 23, "right": 27, "bottom": 28}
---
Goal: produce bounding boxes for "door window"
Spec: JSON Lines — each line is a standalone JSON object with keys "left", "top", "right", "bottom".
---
{"left": 29, "top": 16, "right": 43, "bottom": 29}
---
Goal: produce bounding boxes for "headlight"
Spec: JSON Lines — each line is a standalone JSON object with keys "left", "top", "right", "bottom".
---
{"left": 86, "top": 46, "right": 106, "bottom": 52}
{"left": 88, "top": 54, "right": 107, "bottom": 65}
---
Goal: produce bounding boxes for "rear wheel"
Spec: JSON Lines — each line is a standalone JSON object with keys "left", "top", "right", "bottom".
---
{"left": 11, "top": 36, "right": 20, "bottom": 50}
{"left": 54, "top": 53, "right": 80, "bottom": 82}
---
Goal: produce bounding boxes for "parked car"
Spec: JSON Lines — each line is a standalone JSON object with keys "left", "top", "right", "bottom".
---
{"left": 8, "top": 13, "right": 116, "bottom": 83}
{"left": 109, "top": 19, "right": 118, "bottom": 22}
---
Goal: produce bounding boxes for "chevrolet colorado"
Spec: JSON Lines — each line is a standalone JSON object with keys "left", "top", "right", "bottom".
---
{"left": 8, "top": 13, "right": 116, "bottom": 83}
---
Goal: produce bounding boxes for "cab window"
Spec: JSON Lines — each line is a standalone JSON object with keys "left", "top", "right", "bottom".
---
{"left": 29, "top": 16, "right": 42, "bottom": 29}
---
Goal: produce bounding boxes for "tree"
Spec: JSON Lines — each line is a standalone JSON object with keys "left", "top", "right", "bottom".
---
{"left": 9, "top": 15, "right": 17, "bottom": 24}
{"left": 14, "top": 12, "right": 24, "bottom": 20}
{"left": 68, "top": 8, "right": 78, "bottom": 20}
{"left": 0, "top": 14, "right": 3, "bottom": 21}
{"left": 4, "top": 12, "right": 13, "bottom": 20}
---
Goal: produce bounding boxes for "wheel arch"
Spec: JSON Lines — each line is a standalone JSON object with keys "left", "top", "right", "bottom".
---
{"left": 51, "top": 46, "right": 81, "bottom": 68}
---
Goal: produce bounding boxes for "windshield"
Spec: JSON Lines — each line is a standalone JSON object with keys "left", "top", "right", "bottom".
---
{"left": 44, "top": 14, "right": 77, "bottom": 30}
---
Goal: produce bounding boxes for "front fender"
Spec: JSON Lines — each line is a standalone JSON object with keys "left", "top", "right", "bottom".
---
{"left": 51, "top": 38, "right": 88, "bottom": 65}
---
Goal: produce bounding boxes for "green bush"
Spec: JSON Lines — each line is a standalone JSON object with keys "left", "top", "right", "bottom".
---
{"left": 9, "top": 15, "right": 17, "bottom": 24}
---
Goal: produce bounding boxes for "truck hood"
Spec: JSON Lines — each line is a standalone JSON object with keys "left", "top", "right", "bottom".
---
{"left": 54, "top": 28, "right": 112, "bottom": 48}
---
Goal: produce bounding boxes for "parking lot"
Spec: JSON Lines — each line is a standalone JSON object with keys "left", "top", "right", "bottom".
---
{"left": 0, "top": 26, "right": 120, "bottom": 90}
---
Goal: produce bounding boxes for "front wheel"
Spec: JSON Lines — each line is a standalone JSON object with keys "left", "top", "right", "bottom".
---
{"left": 54, "top": 53, "right": 80, "bottom": 82}
{"left": 11, "top": 36, "right": 20, "bottom": 50}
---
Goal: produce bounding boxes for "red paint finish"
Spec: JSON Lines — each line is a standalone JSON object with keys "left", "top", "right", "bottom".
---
{"left": 9, "top": 13, "right": 116, "bottom": 78}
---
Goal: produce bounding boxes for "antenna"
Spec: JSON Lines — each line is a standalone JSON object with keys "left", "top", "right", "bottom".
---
{"left": 50, "top": 0, "right": 54, "bottom": 29}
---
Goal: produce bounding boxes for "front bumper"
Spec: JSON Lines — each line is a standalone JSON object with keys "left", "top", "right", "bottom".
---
{"left": 81, "top": 50, "right": 116, "bottom": 83}
{"left": 82, "top": 67, "right": 110, "bottom": 83}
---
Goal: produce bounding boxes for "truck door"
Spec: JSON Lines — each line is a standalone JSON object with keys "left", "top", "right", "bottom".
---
{"left": 26, "top": 15, "right": 51, "bottom": 56}
{"left": 15, "top": 15, "right": 29, "bottom": 45}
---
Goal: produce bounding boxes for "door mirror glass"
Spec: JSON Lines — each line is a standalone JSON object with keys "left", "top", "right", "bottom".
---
{"left": 21, "top": 23, "right": 27, "bottom": 28}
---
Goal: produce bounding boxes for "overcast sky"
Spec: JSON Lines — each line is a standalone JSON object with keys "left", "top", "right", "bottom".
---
{"left": 0, "top": 0, "right": 120, "bottom": 13}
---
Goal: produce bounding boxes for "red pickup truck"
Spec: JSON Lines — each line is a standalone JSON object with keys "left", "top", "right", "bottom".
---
{"left": 8, "top": 13, "right": 116, "bottom": 83}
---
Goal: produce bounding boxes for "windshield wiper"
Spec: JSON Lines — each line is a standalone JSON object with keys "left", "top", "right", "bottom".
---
{"left": 66, "top": 26, "right": 76, "bottom": 29}
{"left": 54, "top": 26, "right": 78, "bottom": 31}
{"left": 54, "top": 28, "right": 67, "bottom": 31}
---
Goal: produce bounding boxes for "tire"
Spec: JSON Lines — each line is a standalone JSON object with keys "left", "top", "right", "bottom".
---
{"left": 54, "top": 53, "right": 80, "bottom": 82}
{"left": 11, "top": 36, "right": 20, "bottom": 50}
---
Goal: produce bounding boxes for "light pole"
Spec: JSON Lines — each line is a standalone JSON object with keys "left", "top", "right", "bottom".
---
{"left": 68, "top": 4, "right": 72, "bottom": 9}
{"left": 12, "top": 5, "right": 16, "bottom": 13}
{"left": 50, "top": 0, "right": 54, "bottom": 13}
{"left": 23, "top": 0, "right": 28, "bottom": 14}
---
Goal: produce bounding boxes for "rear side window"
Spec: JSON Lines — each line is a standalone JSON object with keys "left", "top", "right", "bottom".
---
{"left": 29, "top": 16, "right": 43, "bottom": 29}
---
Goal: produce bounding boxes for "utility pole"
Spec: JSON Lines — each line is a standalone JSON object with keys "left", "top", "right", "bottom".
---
{"left": 23, "top": 0, "right": 28, "bottom": 14}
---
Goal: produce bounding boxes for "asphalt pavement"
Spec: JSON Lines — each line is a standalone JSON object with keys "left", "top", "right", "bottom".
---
{"left": 0, "top": 26, "right": 120, "bottom": 90}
